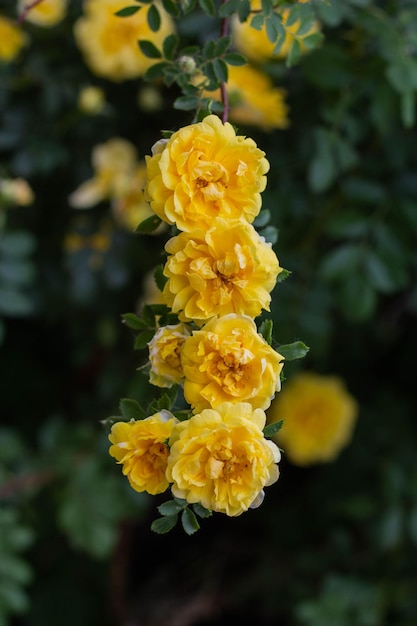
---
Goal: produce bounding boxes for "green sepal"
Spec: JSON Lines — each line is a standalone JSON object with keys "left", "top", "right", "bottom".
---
{"left": 277, "top": 341, "right": 310, "bottom": 361}
{"left": 119, "top": 398, "right": 147, "bottom": 421}
{"left": 181, "top": 508, "right": 200, "bottom": 535}
{"left": 136, "top": 214, "right": 162, "bottom": 233}
{"left": 263, "top": 420, "right": 283, "bottom": 438}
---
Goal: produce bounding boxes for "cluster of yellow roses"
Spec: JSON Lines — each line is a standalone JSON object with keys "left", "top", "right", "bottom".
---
{"left": 109, "top": 114, "right": 286, "bottom": 517}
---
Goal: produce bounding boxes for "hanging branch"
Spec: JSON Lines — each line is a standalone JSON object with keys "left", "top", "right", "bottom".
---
{"left": 17, "top": 0, "right": 45, "bottom": 23}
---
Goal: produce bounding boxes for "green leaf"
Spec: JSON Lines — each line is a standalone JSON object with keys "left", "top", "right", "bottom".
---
{"left": 263, "top": 420, "right": 283, "bottom": 438}
{"left": 319, "top": 243, "right": 361, "bottom": 280}
{"left": 138, "top": 40, "right": 162, "bottom": 59}
{"left": 136, "top": 214, "right": 162, "bottom": 233}
{"left": 286, "top": 38, "right": 302, "bottom": 68}
{"left": 192, "top": 503, "right": 213, "bottom": 519}
{"left": 154, "top": 265, "right": 168, "bottom": 291}
{"left": 277, "top": 341, "right": 309, "bottom": 361}
{"left": 115, "top": 6, "right": 141, "bottom": 17}
{"left": 260, "top": 225, "right": 278, "bottom": 245}
{"left": 253, "top": 209, "right": 271, "bottom": 228}
{"left": 214, "top": 36, "right": 231, "bottom": 57}
{"left": 250, "top": 13, "right": 264, "bottom": 30}
{"left": 0, "top": 232, "right": 36, "bottom": 257}
{"left": 181, "top": 508, "right": 200, "bottom": 535}
{"left": 276, "top": 268, "right": 291, "bottom": 283}
{"left": 238, "top": 0, "right": 250, "bottom": 22}
{"left": 224, "top": 52, "right": 247, "bottom": 66}
{"left": 174, "top": 95, "right": 201, "bottom": 111}
{"left": 147, "top": 4, "right": 161, "bottom": 31}
{"left": 259, "top": 319, "right": 273, "bottom": 346}
{"left": 144, "top": 61, "right": 169, "bottom": 81}
{"left": 219, "top": 0, "right": 241, "bottom": 18}
{"left": 0, "top": 288, "right": 35, "bottom": 316}
{"left": 158, "top": 500, "right": 185, "bottom": 516}
{"left": 199, "top": 0, "right": 216, "bottom": 16}
{"left": 301, "top": 32, "right": 324, "bottom": 50}
{"left": 162, "top": 33, "right": 178, "bottom": 59}
{"left": 162, "top": 0, "right": 181, "bottom": 17}
{"left": 134, "top": 329, "right": 155, "bottom": 350}
{"left": 213, "top": 58, "right": 228, "bottom": 83}
{"left": 122, "top": 313, "right": 148, "bottom": 330}
{"left": 151, "top": 514, "right": 178, "bottom": 534}
{"left": 119, "top": 398, "right": 146, "bottom": 420}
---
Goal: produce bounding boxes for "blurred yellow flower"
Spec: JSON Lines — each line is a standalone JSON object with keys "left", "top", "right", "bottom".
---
{"left": 162, "top": 217, "right": 282, "bottom": 325}
{"left": 109, "top": 411, "right": 178, "bottom": 495}
{"left": 232, "top": 0, "right": 319, "bottom": 64}
{"left": 167, "top": 402, "right": 280, "bottom": 516}
{"left": 148, "top": 323, "right": 191, "bottom": 388}
{"left": 0, "top": 15, "right": 26, "bottom": 62}
{"left": 203, "top": 64, "right": 289, "bottom": 131}
{"left": 18, "top": 0, "right": 67, "bottom": 26}
{"left": 69, "top": 138, "right": 138, "bottom": 208}
{"left": 0, "top": 177, "right": 34, "bottom": 206}
{"left": 145, "top": 114, "right": 269, "bottom": 232}
{"left": 112, "top": 163, "right": 154, "bottom": 231}
{"left": 74, "top": 0, "right": 174, "bottom": 81}
{"left": 78, "top": 85, "right": 106, "bottom": 114}
{"left": 268, "top": 372, "right": 358, "bottom": 466}
{"left": 181, "top": 314, "right": 284, "bottom": 412}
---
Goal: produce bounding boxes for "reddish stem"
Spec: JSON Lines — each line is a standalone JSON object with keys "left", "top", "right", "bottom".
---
{"left": 17, "top": 0, "right": 45, "bottom": 23}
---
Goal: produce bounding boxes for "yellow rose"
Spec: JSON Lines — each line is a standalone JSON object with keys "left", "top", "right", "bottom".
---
{"left": 111, "top": 163, "right": 155, "bottom": 231}
{"left": 232, "top": 1, "right": 320, "bottom": 64}
{"left": 145, "top": 114, "right": 269, "bottom": 232}
{"left": 268, "top": 372, "right": 358, "bottom": 466}
{"left": 18, "top": 0, "right": 67, "bottom": 27}
{"left": 108, "top": 411, "right": 178, "bottom": 495}
{"left": 0, "top": 15, "right": 27, "bottom": 62}
{"left": 78, "top": 86, "right": 106, "bottom": 115}
{"left": 68, "top": 138, "right": 138, "bottom": 208}
{"left": 202, "top": 64, "right": 289, "bottom": 131}
{"left": 167, "top": 402, "right": 280, "bottom": 516}
{"left": 74, "top": 0, "right": 174, "bottom": 81}
{"left": 181, "top": 314, "right": 284, "bottom": 412}
{"left": 162, "top": 217, "right": 282, "bottom": 325}
{"left": 148, "top": 323, "right": 191, "bottom": 388}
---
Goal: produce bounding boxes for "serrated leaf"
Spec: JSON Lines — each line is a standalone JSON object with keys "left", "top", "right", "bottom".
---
{"left": 115, "top": 6, "right": 141, "bottom": 17}
{"left": 192, "top": 503, "right": 213, "bottom": 519}
{"left": 181, "top": 508, "right": 200, "bottom": 535}
{"left": 119, "top": 398, "right": 146, "bottom": 420}
{"left": 277, "top": 341, "right": 309, "bottom": 361}
{"left": 259, "top": 319, "right": 273, "bottom": 345}
{"left": 136, "top": 214, "right": 162, "bottom": 233}
{"left": 138, "top": 40, "right": 162, "bottom": 59}
{"left": 122, "top": 313, "right": 148, "bottom": 330}
{"left": 158, "top": 500, "right": 185, "bottom": 516}
{"left": 263, "top": 420, "right": 283, "bottom": 438}
{"left": 276, "top": 268, "right": 291, "bottom": 283}
{"left": 151, "top": 514, "right": 178, "bottom": 534}
{"left": 134, "top": 329, "right": 155, "bottom": 350}
{"left": 147, "top": 4, "right": 161, "bottom": 31}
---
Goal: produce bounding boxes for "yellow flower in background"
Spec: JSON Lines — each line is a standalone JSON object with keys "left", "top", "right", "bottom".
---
{"left": 268, "top": 372, "right": 358, "bottom": 466}
{"left": 148, "top": 323, "right": 191, "bottom": 388}
{"left": 145, "top": 114, "right": 269, "bottom": 232}
{"left": 203, "top": 64, "right": 289, "bottom": 131}
{"left": 162, "top": 218, "right": 282, "bottom": 325}
{"left": 108, "top": 411, "right": 178, "bottom": 495}
{"left": 74, "top": 0, "right": 174, "bottom": 81}
{"left": 181, "top": 314, "right": 284, "bottom": 412}
{"left": 232, "top": 0, "right": 319, "bottom": 64}
{"left": 167, "top": 402, "right": 280, "bottom": 516}
{"left": 0, "top": 178, "right": 34, "bottom": 206}
{"left": 112, "top": 163, "right": 154, "bottom": 231}
{"left": 78, "top": 86, "right": 106, "bottom": 115}
{"left": 0, "top": 15, "right": 26, "bottom": 62}
{"left": 18, "top": 0, "right": 67, "bottom": 26}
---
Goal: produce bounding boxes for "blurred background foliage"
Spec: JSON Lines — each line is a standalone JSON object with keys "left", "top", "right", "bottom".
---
{"left": 1, "top": 0, "right": 417, "bottom": 624}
